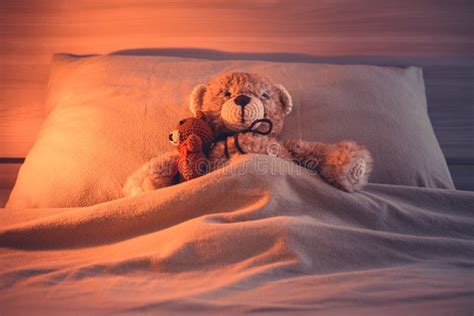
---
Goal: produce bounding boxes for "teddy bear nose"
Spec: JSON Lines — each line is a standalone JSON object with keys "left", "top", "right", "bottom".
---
{"left": 234, "top": 95, "right": 251, "bottom": 107}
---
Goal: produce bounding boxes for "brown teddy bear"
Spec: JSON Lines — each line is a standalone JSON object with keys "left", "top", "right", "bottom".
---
{"left": 169, "top": 111, "right": 214, "bottom": 181}
{"left": 189, "top": 72, "right": 373, "bottom": 192}
{"left": 124, "top": 72, "right": 372, "bottom": 196}
{"left": 123, "top": 111, "right": 213, "bottom": 196}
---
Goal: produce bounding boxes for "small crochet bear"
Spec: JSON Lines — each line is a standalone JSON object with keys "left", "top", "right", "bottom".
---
{"left": 122, "top": 111, "right": 214, "bottom": 196}
{"left": 168, "top": 111, "right": 214, "bottom": 181}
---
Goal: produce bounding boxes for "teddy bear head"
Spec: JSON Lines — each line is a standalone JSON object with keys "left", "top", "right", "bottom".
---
{"left": 168, "top": 111, "right": 214, "bottom": 152}
{"left": 189, "top": 72, "right": 293, "bottom": 137}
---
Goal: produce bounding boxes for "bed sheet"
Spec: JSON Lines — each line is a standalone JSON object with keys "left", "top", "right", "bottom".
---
{"left": 1, "top": 155, "right": 473, "bottom": 315}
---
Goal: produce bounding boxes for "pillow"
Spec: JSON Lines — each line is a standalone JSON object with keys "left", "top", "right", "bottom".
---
{"left": 7, "top": 54, "right": 454, "bottom": 208}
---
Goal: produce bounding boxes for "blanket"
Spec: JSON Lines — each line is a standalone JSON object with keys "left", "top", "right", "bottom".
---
{"left": 1, "top": 155, "right": 473, "bottom": 315}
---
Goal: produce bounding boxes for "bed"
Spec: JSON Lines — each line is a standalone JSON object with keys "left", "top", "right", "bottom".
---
{"left": 1, "top": 1, "right": 473, "bottom": 315}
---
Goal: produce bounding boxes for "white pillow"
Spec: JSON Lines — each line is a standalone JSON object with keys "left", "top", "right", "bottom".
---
{"left": 7, "top": 54, "right": 454, "bottom": 208}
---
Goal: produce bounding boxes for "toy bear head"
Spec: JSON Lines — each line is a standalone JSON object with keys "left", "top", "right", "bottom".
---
{"left": 168, "top": 111, "right": 214, "bottom": 152}
{"left": 189, "top": 72, "right": 293, "bottom": 137}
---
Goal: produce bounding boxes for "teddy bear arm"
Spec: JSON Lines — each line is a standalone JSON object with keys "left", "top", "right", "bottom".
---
{"left": 179, "top": 151, "right": 208, "bottom": 181}
{"left": 122, "top": 152, "right": 179, "bottom": 197}
{"left": 207, "top": 141, "right": 230, "bottom": 172}
{"left": 184, "top": 134, "right": 203, "bottom": 153}
{"left": 318, "top": 140, "right": 373, "bottom": 192}
{"left": 285, "top": 139, "right": 373, "bottom": 192}
{"left": 283, "top": 139, "right": 330, "bottom": 170}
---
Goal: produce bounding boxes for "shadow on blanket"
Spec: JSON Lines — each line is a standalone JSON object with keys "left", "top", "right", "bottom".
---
{"left": 1, "top": 155, "right": 473, "bottom": 314}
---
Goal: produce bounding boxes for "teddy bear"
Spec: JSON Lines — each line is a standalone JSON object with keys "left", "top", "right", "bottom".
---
{"left": 169, "top": 110, "right": 214, "bottom": 181}
{"left": 122, "top": 111, "right": 214, "bottom": 196}
{"left": 123, "top": 71, "right": 373, "bottom": 196}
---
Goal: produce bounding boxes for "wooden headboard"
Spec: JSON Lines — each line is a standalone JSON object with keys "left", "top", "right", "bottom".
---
{"left": 1, "top": 0, "right": 473, "bottom": 205}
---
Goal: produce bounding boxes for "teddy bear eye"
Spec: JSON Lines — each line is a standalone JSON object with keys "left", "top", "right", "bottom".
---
{"left": 224, "top": 91, "right": 232, "bottom": 97}
{"left": 179, "top": 119, "right": 185, "bottom": 125}
{"left": 262, "top": 92, "right": 270, "bottom": 100}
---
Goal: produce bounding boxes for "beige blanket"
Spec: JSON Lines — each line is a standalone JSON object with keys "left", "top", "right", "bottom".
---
{"left": 1, "top": 155, "right": 473, "bottom": 315}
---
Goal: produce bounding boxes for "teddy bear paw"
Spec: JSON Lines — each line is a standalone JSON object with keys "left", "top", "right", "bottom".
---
{"left": 321, "top": 141, "right": 373, "bottom": 192}
{"left": 123, "top": 152, "right": 179, "bottom": 197}
{"left": 349, "top": 158, "right": 367, "bottom": 184}
{"left": 148, "top": 152, "right": 179, "bottom": 180}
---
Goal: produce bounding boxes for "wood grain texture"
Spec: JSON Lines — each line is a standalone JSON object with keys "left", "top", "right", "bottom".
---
{"left": 0, "top": 163, "right": 20, "bottom": 206}
{"left": 0, "top": 190, "right": 10, "bottom": 208}
{"left": 0, "top": 163, "right": 20, "bottom": 189}
{"left": 449, "top": 164, "right": 474, "bottom": 191}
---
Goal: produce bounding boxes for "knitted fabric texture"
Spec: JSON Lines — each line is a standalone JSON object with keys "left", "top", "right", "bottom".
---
{"left": 221, "top": 98, "right": 264, "bottom": 131}
{"left": 176, "top": 112, "right": 214, "bottom": 181}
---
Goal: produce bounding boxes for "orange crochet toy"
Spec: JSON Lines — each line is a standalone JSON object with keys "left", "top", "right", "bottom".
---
{"left": 168, "top": 111, "right": 214, "bottom": 181}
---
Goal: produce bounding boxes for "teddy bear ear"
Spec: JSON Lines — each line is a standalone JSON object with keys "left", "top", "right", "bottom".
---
{"left": 189, "top": 84, "right": 207, "bottom": 115}
{"left": 195, "top": 110, "right": 207, "bottom": 121}
{"left": 275, "top": 84, "right": 293, "bottom": 116}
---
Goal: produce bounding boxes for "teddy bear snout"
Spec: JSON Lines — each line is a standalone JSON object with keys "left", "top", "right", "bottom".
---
{"left": 234, "top": 95, "right": 251, "bottom": 107}
{"left": 169, "top": 130, "right": 180, "bottom": 146}
{"left": 221, "top": 96, "right": 265, "bottom": 131}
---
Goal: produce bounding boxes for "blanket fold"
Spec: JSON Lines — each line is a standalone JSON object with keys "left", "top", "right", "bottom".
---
{"left": 1, "top": 155, "right": 473, "bottom": 315}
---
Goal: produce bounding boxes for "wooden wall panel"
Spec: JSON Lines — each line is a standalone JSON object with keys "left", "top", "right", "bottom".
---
{"left": 449, "top": 165, "right": 474, "bottom": 192}
{"left": 0, "top": 163, "right": 20, "bottom": 206}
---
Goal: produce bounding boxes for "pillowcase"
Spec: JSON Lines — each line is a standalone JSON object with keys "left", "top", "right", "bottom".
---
{"left": 7, "top": 54, "right": 454, "bottom": 208}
